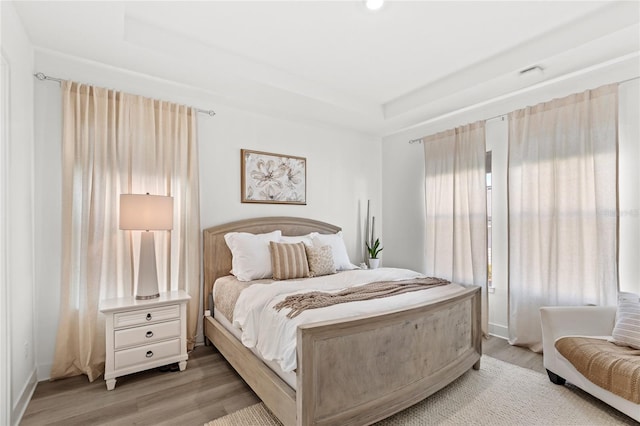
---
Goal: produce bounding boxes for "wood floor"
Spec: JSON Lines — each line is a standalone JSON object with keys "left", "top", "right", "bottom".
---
{"left": 20, "top": 336, "right": 542, "bottom": 426}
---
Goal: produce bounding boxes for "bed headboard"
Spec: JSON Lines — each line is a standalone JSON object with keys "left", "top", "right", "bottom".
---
{"left": 202, "top": 216, "right": 341, "bottom": 311}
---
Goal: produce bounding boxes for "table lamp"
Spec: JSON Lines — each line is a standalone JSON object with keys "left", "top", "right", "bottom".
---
{"left": 119, "top": 194, "right": 173, "bottom": 300}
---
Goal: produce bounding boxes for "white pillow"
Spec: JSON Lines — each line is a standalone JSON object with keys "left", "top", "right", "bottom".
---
{"left": 310, "top": 231, "right": 358, "bottom": 271}
{"left": 224, "top": 230, "right": 282, "bottom": 281}
{"left": 279, "top": 233, "right": 313, "bottom": 246}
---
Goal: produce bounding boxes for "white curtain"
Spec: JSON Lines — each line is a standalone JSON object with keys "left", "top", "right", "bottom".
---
{"left": 51, "top": 81, "right": 201, "bottom": 381}
{"left": 424, "top": 122, "right": 488, "bottom": 334}
{"left": 508, "top": 84, "right": 618, "bottom": 352}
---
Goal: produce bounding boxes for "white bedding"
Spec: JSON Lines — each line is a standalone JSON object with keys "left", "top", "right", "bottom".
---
{"left": 213, "top": 306, "right": 298, "bottom": 389}
{"left": 231, "top": 267, "right": 466, "bottom": 373}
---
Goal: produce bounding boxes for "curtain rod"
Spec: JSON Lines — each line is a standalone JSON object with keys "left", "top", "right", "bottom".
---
{"left": 408, "top": 116, "right": 506, "bottom": 145}
{"left": 407, "top": 74, "right": 640, "bottom": 144}
{"left": 33, "top": 72, "right": 216, "bottom": 117}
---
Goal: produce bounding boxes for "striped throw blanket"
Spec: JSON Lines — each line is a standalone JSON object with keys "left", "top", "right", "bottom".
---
{"left": 274, "top": 277, "right": 450, "bottom": 318}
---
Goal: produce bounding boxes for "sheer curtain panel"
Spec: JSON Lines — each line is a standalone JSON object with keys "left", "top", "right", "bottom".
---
{"left": 423, "top": 122, "right": 488, "bottom": 334}
{"left": 51, "top": 81, "right": 201, "bottom": 381}
{"left": 508, "top": 84, "right": 618, "bottom": 352}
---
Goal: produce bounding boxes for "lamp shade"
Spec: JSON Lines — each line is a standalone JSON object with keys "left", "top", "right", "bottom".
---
{"left": 119, "top": 194, "right": 173, "bottom": 231}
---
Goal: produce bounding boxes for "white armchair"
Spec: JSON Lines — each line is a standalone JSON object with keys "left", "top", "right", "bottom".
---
{"left": 540, "top": 306, "right": 639, "bottom": 422}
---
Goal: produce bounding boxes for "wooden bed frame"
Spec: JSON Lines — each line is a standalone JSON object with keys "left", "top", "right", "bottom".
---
{"left": 203, "top": 216, "right": 482, "bottom": 426}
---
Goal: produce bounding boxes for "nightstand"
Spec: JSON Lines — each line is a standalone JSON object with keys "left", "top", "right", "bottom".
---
{"left": 99, "top": 290, "right": 190, "bottom": 390}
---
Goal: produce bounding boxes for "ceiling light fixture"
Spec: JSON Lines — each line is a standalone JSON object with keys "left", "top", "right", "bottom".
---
{"left": 365, "top": 0, "right": 384, "bottom": 11}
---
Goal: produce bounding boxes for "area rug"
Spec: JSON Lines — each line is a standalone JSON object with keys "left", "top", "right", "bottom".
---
{"left": 205, "top": 356, "right": 636, "bottom": 425}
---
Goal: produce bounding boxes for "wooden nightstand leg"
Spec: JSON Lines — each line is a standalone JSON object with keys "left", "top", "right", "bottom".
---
{"left": 178, "top": 360, "right": 187, "bottom": 371}
{"left": 106, "top": 378, "right": 116, "bottom": 390}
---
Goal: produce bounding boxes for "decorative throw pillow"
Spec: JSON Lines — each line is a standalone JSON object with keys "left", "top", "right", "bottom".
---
{"left": 305, "top": 245, "right": 336, "bottom": 277}
{"left": 310, "top": 231, "right": 357, "bottom": 271}
{"left": 610, "top": 298, "right": 640, "bottom": 350}
{"left": 224, "top": 230, "right": 282, "bottom": 281}
{"left": 269, "top": 241, "right": 310, "bottom": 280}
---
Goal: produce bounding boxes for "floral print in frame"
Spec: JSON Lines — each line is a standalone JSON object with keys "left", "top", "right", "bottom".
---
{"left": 241, "top": 149, "right": 306, "bottom": 204}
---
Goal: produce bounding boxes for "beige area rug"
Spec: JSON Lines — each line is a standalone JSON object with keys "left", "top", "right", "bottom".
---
{"left": 206, "top": 356, "right": 636, "bottom": 426}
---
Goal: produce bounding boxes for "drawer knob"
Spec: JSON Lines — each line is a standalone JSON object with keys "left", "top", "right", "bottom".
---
{"left": 146, "top": 313, "right": 152, "bottom": 321}
{"left": 146, "top": 351, "right": 154, "bottom": 358}
{"left": 145, "top": 331, "right": 153, "bottom": 338}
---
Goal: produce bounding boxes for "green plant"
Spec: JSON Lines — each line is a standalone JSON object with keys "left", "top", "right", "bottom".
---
{"left": 366, "top": 238, "right": 383, "bottom": 259}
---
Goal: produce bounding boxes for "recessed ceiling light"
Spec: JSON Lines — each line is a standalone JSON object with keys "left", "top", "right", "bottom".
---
{"left": 365, "top": 0, "right": 385, "bottom": 11}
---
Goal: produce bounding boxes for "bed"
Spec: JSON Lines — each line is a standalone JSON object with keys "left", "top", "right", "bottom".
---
{"left": 203, "top": 216, "right": 482, "bottom": 426}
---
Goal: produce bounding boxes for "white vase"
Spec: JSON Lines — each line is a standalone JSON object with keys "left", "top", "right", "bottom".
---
{"left": 369, "top": 258, "right": 381, "bottom": 269}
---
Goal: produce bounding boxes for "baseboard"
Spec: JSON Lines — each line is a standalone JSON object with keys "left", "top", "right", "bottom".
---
{"left": 36, "top": 362, "right": 52, "bottom": 382}
{"left": 11, "top": 367, "right": 37, "bottom": 426}
{"left": 488, "top": 322, "right": 508, "bottom": 339}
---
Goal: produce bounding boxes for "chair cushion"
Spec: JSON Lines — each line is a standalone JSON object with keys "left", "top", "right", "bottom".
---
{"left": 555, "top": 336, "right": 640, "bottom": 404}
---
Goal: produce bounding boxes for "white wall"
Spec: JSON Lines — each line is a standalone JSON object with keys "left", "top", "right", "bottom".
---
{"left": 619, "top": 78, "right": 640, "bottom": 293}
{"left": 380, "top": 136, "right": 425, "bottom": 271}
{"left": 32, "top": 70, "right": 61, "bottom": 382}
{"left": 0, "top": 53, "right": 8, "bottom": 426}
{"left": 1, "top": 2, "right": 38, "bottom": 424}
{"left": 33, "top": 49, "right": 381, "bottom": 380}
{"left": 382, "top": 59, "right": 640, "bottom": 339}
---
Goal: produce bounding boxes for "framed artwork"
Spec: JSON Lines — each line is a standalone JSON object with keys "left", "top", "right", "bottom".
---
{"left": 241, "top": 149, "right": 307, "bottom": 205}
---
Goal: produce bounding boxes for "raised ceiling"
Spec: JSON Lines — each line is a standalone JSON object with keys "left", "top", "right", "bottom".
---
{"left": 12, "top": 1, "right": 640, "bottom": 136}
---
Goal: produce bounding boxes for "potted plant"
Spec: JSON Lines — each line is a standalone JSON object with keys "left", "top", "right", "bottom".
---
{"left": 366, "top": 238, "right": 383, "bottom": 269}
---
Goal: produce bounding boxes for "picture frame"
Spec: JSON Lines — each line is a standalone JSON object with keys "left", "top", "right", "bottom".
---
{"left": 241, "top": 149, "right": 307, "bottom": 205}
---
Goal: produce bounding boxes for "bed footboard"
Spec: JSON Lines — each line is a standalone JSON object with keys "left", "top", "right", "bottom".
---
{"left": 296, "top": 285, "right": 482, "bottom": 426}
{"left": 205, "top": 285, "right": 481, "bottom": 426}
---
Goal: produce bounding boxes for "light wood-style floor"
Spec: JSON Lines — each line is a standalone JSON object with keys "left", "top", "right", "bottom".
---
{"left": 21, "top": 336, "right": 542, "bottom": 426}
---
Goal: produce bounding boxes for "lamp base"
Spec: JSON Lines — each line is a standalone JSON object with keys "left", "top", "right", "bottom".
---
{"left": 136, "top": 231, "right": 161, "bottom": 300}
{"left": 135, "top": 293, "right": 160, "bottom": 300}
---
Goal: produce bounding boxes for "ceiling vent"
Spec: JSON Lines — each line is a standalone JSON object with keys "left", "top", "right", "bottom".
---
{"left": 519, "top": 65, "right": 545, "bottom": 76}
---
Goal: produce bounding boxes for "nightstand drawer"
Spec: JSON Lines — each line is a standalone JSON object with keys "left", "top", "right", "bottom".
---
{"left": 113, "top": 304, "right": 179, "bottom": 328}
{"left": 100, "top": 291, "right": 190, "bottom": 390}
{"left": 114, "top": 320, "right": 181, "bottom": 349}
{"left": 114, "top": 338, "right": 181, "bottom": 370}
